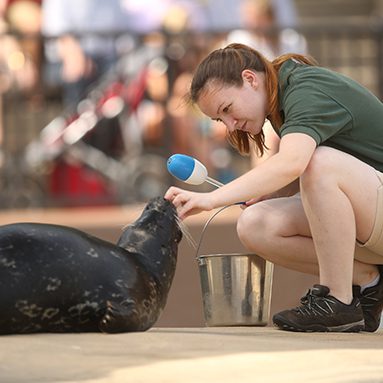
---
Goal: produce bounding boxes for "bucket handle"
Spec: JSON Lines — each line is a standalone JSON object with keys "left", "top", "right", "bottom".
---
{"left": 195, "top": 203, "right": 241, "bottom": 259}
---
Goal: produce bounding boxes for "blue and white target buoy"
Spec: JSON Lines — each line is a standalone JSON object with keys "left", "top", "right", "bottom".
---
{"left": 167, "top": 154, "right": 223, "bottom": 188}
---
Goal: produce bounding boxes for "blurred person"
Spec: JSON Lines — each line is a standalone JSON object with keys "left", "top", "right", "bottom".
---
{"left": 0, "top": 0, "right": 40, "bottom": 94}
{"left": 270, "top": 0, "right": 299, "bottom": 28}
{"left": 41, "top": 0, "right": 173, "bottom": 206}
{"left": 42, "top": 0, "right": 189, "bottom": 106}
{"left": 191, "top": 0, "right": 242, "bottom": 33}
{"left": 42, "top": 0, "right": 129, "bottom": 108}
{"left": 165, "top": 1, "right": 249, "bottom": 185}
{"left": 4, "top": 0, "right": 42, "bottom": 102}
{"left": 162, "top": 0, "right": 244, "bottom": 34}
{"left": 167, "top": 71, "right": 209, "bottom": 162}
{"left": 228, "top": 0, "right": 307, "bottom": 61}
{"left": 0, "top": 0, "right": 41, "bottom": 154}
{"left": 41, "top": 0, "right": 130, "bottom": 205}
{"left": 163, "top": 5, "right": 211, "bottom": 182}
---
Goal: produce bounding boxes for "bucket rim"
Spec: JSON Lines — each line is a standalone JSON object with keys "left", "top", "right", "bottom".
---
{"left": 197, "top": 253, "right": 262, "bottom": 259}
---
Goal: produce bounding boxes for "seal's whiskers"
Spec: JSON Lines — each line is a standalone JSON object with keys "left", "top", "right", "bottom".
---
{"left": 176, "top": 216, "right": 197, "bottom": 249}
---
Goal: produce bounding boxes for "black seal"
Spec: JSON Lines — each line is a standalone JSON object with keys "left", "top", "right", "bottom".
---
{"left": 0, "top": 197, "right": 182, "bottom": 334}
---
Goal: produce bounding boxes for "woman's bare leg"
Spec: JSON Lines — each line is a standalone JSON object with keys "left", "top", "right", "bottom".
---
{"left": 299, "top": 147, "right": 381, "bottom": 303}
{"left": 237, "top": 150, "right": 381, "bottom": 303}
{"left": 237, "top": 195, "right": 319, "bottom": 274}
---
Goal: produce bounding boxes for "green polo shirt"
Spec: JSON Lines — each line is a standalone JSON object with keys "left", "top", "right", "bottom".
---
{"left": 278, "top": 59, "right": 383, "bottom": 171}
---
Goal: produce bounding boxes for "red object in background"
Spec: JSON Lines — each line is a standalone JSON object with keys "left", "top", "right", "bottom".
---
{"left": 49, "top": 160, "right": 116, "bottom": 207}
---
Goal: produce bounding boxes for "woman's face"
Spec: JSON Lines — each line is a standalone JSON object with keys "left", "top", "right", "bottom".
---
{"left": 197, "top": 69, "right": 268, "bottom": 136}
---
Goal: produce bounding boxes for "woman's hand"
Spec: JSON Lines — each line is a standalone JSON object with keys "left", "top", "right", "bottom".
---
{"left": 164, "top": 186, "right": 215, "bottom": 220}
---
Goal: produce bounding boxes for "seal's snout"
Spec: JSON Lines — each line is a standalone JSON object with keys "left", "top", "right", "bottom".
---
{"left": 138, "top": 197, "right": 180, "bottom": 238}
{"left": 148, "top": 197, "right": 182, "bottom": 244}
{"left": 146, "top": 196, "right": 176, "bottom": 215}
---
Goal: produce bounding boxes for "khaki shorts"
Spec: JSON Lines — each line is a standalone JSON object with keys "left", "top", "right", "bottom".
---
{"left": 356, "top": 171, "right": 383, "bottom": 265}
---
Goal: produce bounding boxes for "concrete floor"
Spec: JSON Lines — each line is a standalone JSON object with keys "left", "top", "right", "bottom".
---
{"left": 0, "top": 206, "right": 382, "bottom": 382}
{"left": 1, "top": 327, "right": 382, "bottom": 383}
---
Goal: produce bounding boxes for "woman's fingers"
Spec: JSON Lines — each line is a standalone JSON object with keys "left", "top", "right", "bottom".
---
{"left": 164, "top": 187, "right": 214, "bottom": 220}
{"left": 178, "top": 198, "right": 198, "bottom": 220}
{"left": 164, "top": 186, "right": 182, "bottom": 202}
{"left": 164, "top": 187, "right": 193, "bottom": 218}
{"left": 173, "top": 193, "right": 189, "bottom": 208}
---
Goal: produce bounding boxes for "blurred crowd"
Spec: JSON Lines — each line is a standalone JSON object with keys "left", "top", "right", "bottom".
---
{"left": 0, "top": 0, "right": 307, "bottom": 207}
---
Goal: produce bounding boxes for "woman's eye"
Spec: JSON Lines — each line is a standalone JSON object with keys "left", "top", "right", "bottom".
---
{"left": 222, "top": 104, "right": 231, "bottom": 114}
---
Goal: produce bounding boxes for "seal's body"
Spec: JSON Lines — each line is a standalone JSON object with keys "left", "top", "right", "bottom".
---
{"left": 0, "top": 197, "right": 182, "bottom": 334}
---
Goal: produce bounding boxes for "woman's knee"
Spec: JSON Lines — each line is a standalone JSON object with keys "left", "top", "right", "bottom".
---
{"left": 237, "top": 205, "right": 263, "bottom": 247}
{"left": 237, "top": 203, "right": 284, "bottom": 249}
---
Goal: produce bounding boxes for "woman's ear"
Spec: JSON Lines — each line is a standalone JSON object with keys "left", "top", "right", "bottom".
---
{"left": 241, "top": 69, "right": 258, "bottom": 89}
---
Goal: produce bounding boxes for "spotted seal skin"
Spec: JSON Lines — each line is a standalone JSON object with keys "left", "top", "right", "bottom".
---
{"left": 0, "top": 197, "right": 182, "bottom": 334}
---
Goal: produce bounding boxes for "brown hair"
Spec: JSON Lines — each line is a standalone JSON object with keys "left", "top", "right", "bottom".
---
{"left": 189, "top": 43, "right": 317, "bottom": 156}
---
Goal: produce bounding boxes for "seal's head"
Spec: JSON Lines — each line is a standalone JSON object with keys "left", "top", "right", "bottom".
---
{"left": 117, "top": 197, "right": 182, "bottom": 290}
{"left": 140, "top": 196, "right": 182, "bottom": 244}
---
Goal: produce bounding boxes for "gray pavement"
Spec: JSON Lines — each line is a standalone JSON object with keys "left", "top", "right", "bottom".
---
{"left": 1, "top": 327, "right": 382, "bottom": 383}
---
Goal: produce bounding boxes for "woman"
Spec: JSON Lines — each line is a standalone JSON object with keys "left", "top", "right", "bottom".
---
{"left": 165, "top": 43, "right": 383, "bottom": 333}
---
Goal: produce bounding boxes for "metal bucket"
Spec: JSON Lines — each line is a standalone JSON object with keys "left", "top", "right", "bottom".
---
{"left": 198, "top": 253, "right": 273, "bottom": 326}
{"left": 196, "top": 206, "right": 274, "bottom": 326}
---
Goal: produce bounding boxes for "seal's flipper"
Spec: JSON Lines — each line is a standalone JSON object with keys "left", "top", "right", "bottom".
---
{"left": 99, "top": 300, "right": 143, "bottom": 333}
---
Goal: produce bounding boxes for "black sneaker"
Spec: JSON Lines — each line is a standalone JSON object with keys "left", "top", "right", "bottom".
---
{"left": 353, "top": 265, "right": 383, "bottom": 332}
{"left": 273, "top": 284, "right": 365, "bottom": 332}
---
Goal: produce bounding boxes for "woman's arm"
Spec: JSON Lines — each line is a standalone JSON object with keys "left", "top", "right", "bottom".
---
{"left": 209, "top": 133, "right": 316, "bottom": 205}
{"left": 247, "top": 121, "right": 299, "bottom": 204}
{"left": 165, "top": 133, "right": 317, "bottom": 219}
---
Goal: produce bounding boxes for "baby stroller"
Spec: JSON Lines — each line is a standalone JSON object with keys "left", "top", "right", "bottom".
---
{"left": 16, "top": 39, "right": 171, "bottom": 208}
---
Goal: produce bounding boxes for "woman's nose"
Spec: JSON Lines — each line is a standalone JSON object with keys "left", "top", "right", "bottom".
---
{"left": 224, "top": 117, "right": 238, "bottom": 132}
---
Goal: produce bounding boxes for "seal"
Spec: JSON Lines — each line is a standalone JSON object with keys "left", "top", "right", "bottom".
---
{"left": 0, "top": 196, "right": 182, "bottom": 334}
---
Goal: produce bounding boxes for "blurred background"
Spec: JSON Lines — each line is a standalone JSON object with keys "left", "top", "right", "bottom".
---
{"left": 1, "top": 0, "right": 383, "bottom": 327}
{"left": 0, "top": 0, "right": 382, "bottom": 209}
